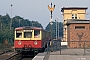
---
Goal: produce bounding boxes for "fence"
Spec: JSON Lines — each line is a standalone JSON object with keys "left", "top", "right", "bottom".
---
{"left": 47, "top": 39, "right": 90, "bottom": 55}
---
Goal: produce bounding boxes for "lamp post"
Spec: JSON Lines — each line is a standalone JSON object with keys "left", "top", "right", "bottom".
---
{"left": 19, "top": 19, "right": 21, "bottom": 27}
{"left": 48, "top": 2, "right": 55, "bottom": 52}
{"left": 10, "top": 4, "right": 13, "bottom": 30}
{"left": 32, "top": 21, "right": 33, "bottom": 27}
{"left": 58, "top": 18, "right": 60, "bottom": 39}
{"left": 56, "top": 16, "right": 60, "bottom": 39}
{"left": 55, "top": 20, "right": 57, "bottom": 40}
{"left": 10, "top": 4, "right": 13, "bottom": 44}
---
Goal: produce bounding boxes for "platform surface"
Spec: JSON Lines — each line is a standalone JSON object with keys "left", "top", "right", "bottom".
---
{"left": 48, "top": 55, "right": 90, "bottom": 60}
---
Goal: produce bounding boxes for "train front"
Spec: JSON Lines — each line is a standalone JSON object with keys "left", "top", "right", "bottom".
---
{"left": 14, "top": 27, "right": 42, "bottom": 53}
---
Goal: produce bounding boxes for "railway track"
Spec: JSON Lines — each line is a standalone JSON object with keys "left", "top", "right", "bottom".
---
{"left": 0, "top": 50, "right": 13, "bottom": 55}
{"left": 0, "top": 50, "right": 39, "bottom": 60}
{"left": 0, "top": 50, "right": 18, "bottom": 60}
{"left": 0, "top": 51, "right": 34, "bottom": 60}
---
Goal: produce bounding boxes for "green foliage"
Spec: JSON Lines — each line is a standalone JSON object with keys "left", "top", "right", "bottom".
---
{"left": 0, "top": 14, "right": 63, "bottom": 44}
{"left": 45, "top": 21, "right": 63, "bottom": 39}
{"left": 0, "top": 14, "right": 43, "bottom": 44}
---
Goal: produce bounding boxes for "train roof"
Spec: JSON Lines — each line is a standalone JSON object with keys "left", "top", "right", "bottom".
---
{"left": 15, "top": 26, "right": 43, "bottom": 30}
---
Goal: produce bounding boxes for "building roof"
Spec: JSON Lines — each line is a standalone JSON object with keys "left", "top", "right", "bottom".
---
{"left": 66, "top": 19, "right": 90, "bottom": 24}
{"left": 61, "top": 7, "right": 88, "bottom": 12}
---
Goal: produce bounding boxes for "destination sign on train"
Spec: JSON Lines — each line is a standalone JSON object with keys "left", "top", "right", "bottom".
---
{"left": 23, "top": 30, "right": 32, "bottom": 32}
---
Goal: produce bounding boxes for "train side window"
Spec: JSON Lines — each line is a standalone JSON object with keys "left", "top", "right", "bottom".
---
{"left": 16, "top": 31, "right": 22, "bottom": 38}
{"left": 24, "top": 32, "right": 32, "bottom": 38}
{"left": 34, "top": 30, "right": 40, "bottom": 38}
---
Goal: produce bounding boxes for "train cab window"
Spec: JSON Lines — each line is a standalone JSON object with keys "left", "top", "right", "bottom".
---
{"left": 24, "top": 30, "right": 32, "bottom": 38}
{"left": 16, "top": 31, "right": 22, "bottom": 38}
{"left": 24, "top": 32, "right": 32, "bottom": 38}
{"left": 34, "top": 30, "right": 40, "bottom": 38}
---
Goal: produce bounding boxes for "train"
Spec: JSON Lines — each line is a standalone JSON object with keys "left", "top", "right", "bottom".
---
{"left": 14, "top": 26, "right": 51, "bottom": 53}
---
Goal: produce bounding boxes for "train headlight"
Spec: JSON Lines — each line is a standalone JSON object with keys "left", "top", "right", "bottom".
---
{"left": 18, "top": 41, "right": 22, "bottom": 45}
{"left": 34, "top": 41, "right": 38, "bottom": 45}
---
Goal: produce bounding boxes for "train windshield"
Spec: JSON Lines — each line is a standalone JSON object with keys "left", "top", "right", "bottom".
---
{"left": 34, "top": 30, "right": 40, "bottom": 38}
{"left": 24, "top": 30, "right": 32, "bottom": 38}
{"left": 16, "top": 30, "right": 22, "bottom": 38}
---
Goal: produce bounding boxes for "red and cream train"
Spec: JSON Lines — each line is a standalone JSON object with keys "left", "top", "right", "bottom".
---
{"left": 14, "top": 26, "right": 51, "bottom": 53}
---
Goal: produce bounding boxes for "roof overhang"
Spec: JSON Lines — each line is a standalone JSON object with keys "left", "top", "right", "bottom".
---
{"left": 61, "top": 7, "right": 88, "bottom": 12}
{"left": 66, "top": 19, "right": 90, "bottom": 25}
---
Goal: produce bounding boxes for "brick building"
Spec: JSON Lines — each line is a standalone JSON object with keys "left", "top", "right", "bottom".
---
{"left": 61, "top": 7, "right": 88, "bottom": 42}
{"left": 67, "top": 20, "right": 90, "bottom": 48}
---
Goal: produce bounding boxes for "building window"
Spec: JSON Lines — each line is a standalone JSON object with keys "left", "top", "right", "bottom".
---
{"left": 64, "top": 28, "right": 66, "bottom": 31}
{"left": 75, "top": 14, "right": 77, "bottom": 19}
{"left": 72, "top": 14, "right": 77, "bottom": 19}
{"left": 75, "top": 26, "right": 85, "bottom": 29}
{"left": 72, "top": 14, "right": 74, "bottom": 19}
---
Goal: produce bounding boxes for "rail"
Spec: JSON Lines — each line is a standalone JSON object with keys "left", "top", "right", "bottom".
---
{"left": 4, "top": 52, "right": 18, "bottom": 60}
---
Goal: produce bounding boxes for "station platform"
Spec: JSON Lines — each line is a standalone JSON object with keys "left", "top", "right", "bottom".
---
{"left": 48, "top": 54, "right": 90, "bottom": 60}
{"left": 32, "top": 40, "right": 90, "bottom": 60}
{"left": 32, "top": 49, "right": 90, "bottom": 60}
{"left": 48, "top": 49, "right": 90, "bottom": 60}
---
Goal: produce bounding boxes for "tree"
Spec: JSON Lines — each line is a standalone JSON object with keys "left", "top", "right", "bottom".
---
{"left": 0, "top": 14, "right": 43, "bottom": 44}
{"left": 45, "top": 21, "right": 63, "bottom": 39}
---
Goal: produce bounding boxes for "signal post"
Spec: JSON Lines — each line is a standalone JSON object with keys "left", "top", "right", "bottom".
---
{"left": 48, "top": 2, "right": 55, "bottom": 52}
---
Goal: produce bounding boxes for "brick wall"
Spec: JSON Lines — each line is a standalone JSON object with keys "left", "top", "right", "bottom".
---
{"left": 67, "top": 24, "right": 90, "bottom": 48}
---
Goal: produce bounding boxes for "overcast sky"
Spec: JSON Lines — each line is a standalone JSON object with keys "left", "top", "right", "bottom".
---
{"left": 0, "top": 0, "right": 90, "bottom": 28}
